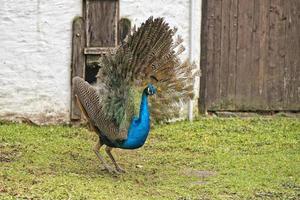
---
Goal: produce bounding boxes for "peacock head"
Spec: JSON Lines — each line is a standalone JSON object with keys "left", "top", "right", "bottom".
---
{"left": 144, "top": 84, "right": 157, "bottom": 96}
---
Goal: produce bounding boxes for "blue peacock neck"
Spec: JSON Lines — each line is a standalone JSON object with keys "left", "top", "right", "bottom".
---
{"left": 138, "top": 90, "right": 150, "bottom": 124}
{"left": 118, "top": 89, "right": 151, "bottom": 149}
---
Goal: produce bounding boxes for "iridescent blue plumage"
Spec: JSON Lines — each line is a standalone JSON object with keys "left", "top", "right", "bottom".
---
{"left": 117, "top": 84, "right": 156, "bottom": 149}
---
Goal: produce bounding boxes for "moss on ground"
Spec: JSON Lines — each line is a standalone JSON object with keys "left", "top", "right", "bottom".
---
{"left": 0, "top": 117, "right": 299, "bottom": 199}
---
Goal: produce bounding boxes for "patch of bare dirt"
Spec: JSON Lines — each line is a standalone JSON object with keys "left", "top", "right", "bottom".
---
{"left": 187, "top": 169, "right": 217, "bottom": 178}
{"left": 185, "top": 169, "right": 217, "bottom": 185}
{"left": 0, "top": 143, "right": 22, "bottom": 162}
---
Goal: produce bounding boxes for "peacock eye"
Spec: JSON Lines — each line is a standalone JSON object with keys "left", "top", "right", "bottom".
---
{"left": 147, "top": 87, "right": 151, "bottom": 94}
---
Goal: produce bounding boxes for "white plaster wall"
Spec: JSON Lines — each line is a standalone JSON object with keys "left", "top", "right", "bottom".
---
{"left": 0, "top": 0, "right": 81, "bottom": 123}
{"left": 0, "top": 0, "right": 200, "bottom": 124}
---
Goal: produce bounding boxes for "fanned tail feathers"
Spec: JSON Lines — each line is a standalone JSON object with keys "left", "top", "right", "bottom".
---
{"left": 97, "top": 16, "right": 198, "bottom": 128}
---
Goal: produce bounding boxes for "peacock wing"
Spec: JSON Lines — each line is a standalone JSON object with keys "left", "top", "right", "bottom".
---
{"left": 73, "top": 77, "right": 128, "bottom": 141}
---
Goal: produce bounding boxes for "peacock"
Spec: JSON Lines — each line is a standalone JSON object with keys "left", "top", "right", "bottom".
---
{"left": 73, "top": 17, "right": 197, "bottom": 173}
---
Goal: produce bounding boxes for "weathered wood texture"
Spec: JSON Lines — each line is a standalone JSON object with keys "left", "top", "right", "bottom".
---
{"left": 119, "top": 18, "right": 131, "bottom": 43}
{"left": 199, "top": 0, "right": 209, "bottom": 113}
{"left": 71, "top": 17, "right": 86, "bottom": 120}
{"left": 85, "top": 0, "right": 118, "bottom": 47}
{"left": 83, "top": 0, "right": 119, "bottom": 85}
{"left": 200, "top": 0, "right": 300, "bottom": 112}
{"left": 71, "top": 0, "right": 120, "bottom": 120}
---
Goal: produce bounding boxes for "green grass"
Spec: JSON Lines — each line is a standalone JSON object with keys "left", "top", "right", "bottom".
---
{"left": 0, "top": 117, "right": 299, "bottom": 199}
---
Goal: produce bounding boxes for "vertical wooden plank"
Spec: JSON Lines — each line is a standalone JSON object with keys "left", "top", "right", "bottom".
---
{"left": 297, "top": 0, "right": 300, "bottom": 109}
{"left": 284, "top": 0, "right": 300, "bottom": 110}
{"left": 204, "top": 0, "right": 216, "bottom": 110}
{"left": 236, "top": 0, "right": 254, "bottom": 109}
{"left": 119, "top": 18, "right": 131, "bottom": 43}
{"left": 227, "top": 0, "right": 238, "bottom": 110}
{"left": 86, "top": 0, "right": 118, "bottom": 47}
{"left": 250, "top": 0, "right": 270, "bottom": 111}
{"left": 82, "top": 0, "right": 87, "bottom": 20}
{"left": 71, "top": 17, "right": 86, "bottom": 120}
{"left": 214, "top": 0, "right": 222, "bottom": 108}
{"left": 250, "top": 0, "right": 260, "bottom": 108}
{"left": 219, "top": 0, "right": 230, "bottom": 108}
{"left": 207, "top": 0, "right": 221, "bottom": 110}
{"left": 115, "top": 0, "right": 120, "bottom": 45}
{"left": 199, "top": 0, "right": 208, "bottom": 113}
{"left": 294, "top": 0, "right": 300, "bottom": 109}
{"left": 268, "top": 0, "right": 286, "bottom": 110}
{"left": 254, "top": 0, "right": 270, "bottom": 110}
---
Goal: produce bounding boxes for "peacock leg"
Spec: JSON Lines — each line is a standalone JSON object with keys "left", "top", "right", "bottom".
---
{"left": 93, "top": 138, "right": 117, "bottom": 173}
{"left": 105, "top": 146, "right": 126, "bottom": 173}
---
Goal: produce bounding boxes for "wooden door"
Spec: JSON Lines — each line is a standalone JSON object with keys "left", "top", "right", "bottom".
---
{"left": 200, "top": 0, "right": 300, "bottom": 113}
{"left": 70, "top": 0, "right": 119, "bottom": 120}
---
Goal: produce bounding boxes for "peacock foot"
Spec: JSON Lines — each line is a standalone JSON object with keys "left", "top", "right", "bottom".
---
{"left": 102, "top": 165, "right": 119, "bottom": 174}
{"left": 116, "top": 166, "right": 126, "bottom": 173}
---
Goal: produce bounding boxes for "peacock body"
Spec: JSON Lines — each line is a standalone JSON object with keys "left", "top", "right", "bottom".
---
{"left": 73, "top": 17, "right": 197, "bottom": 173}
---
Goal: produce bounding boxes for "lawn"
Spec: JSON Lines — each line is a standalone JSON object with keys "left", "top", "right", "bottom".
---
{"left": 0, "top": 117, "right": 299, "bottom": 199}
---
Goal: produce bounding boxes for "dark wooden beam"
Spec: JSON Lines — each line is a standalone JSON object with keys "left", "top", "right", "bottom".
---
{"left": 199, "top": 0, "right": 208, "bottom": 114}
{"left": 70, "top": 17, "right": 86, "bottom": 120}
